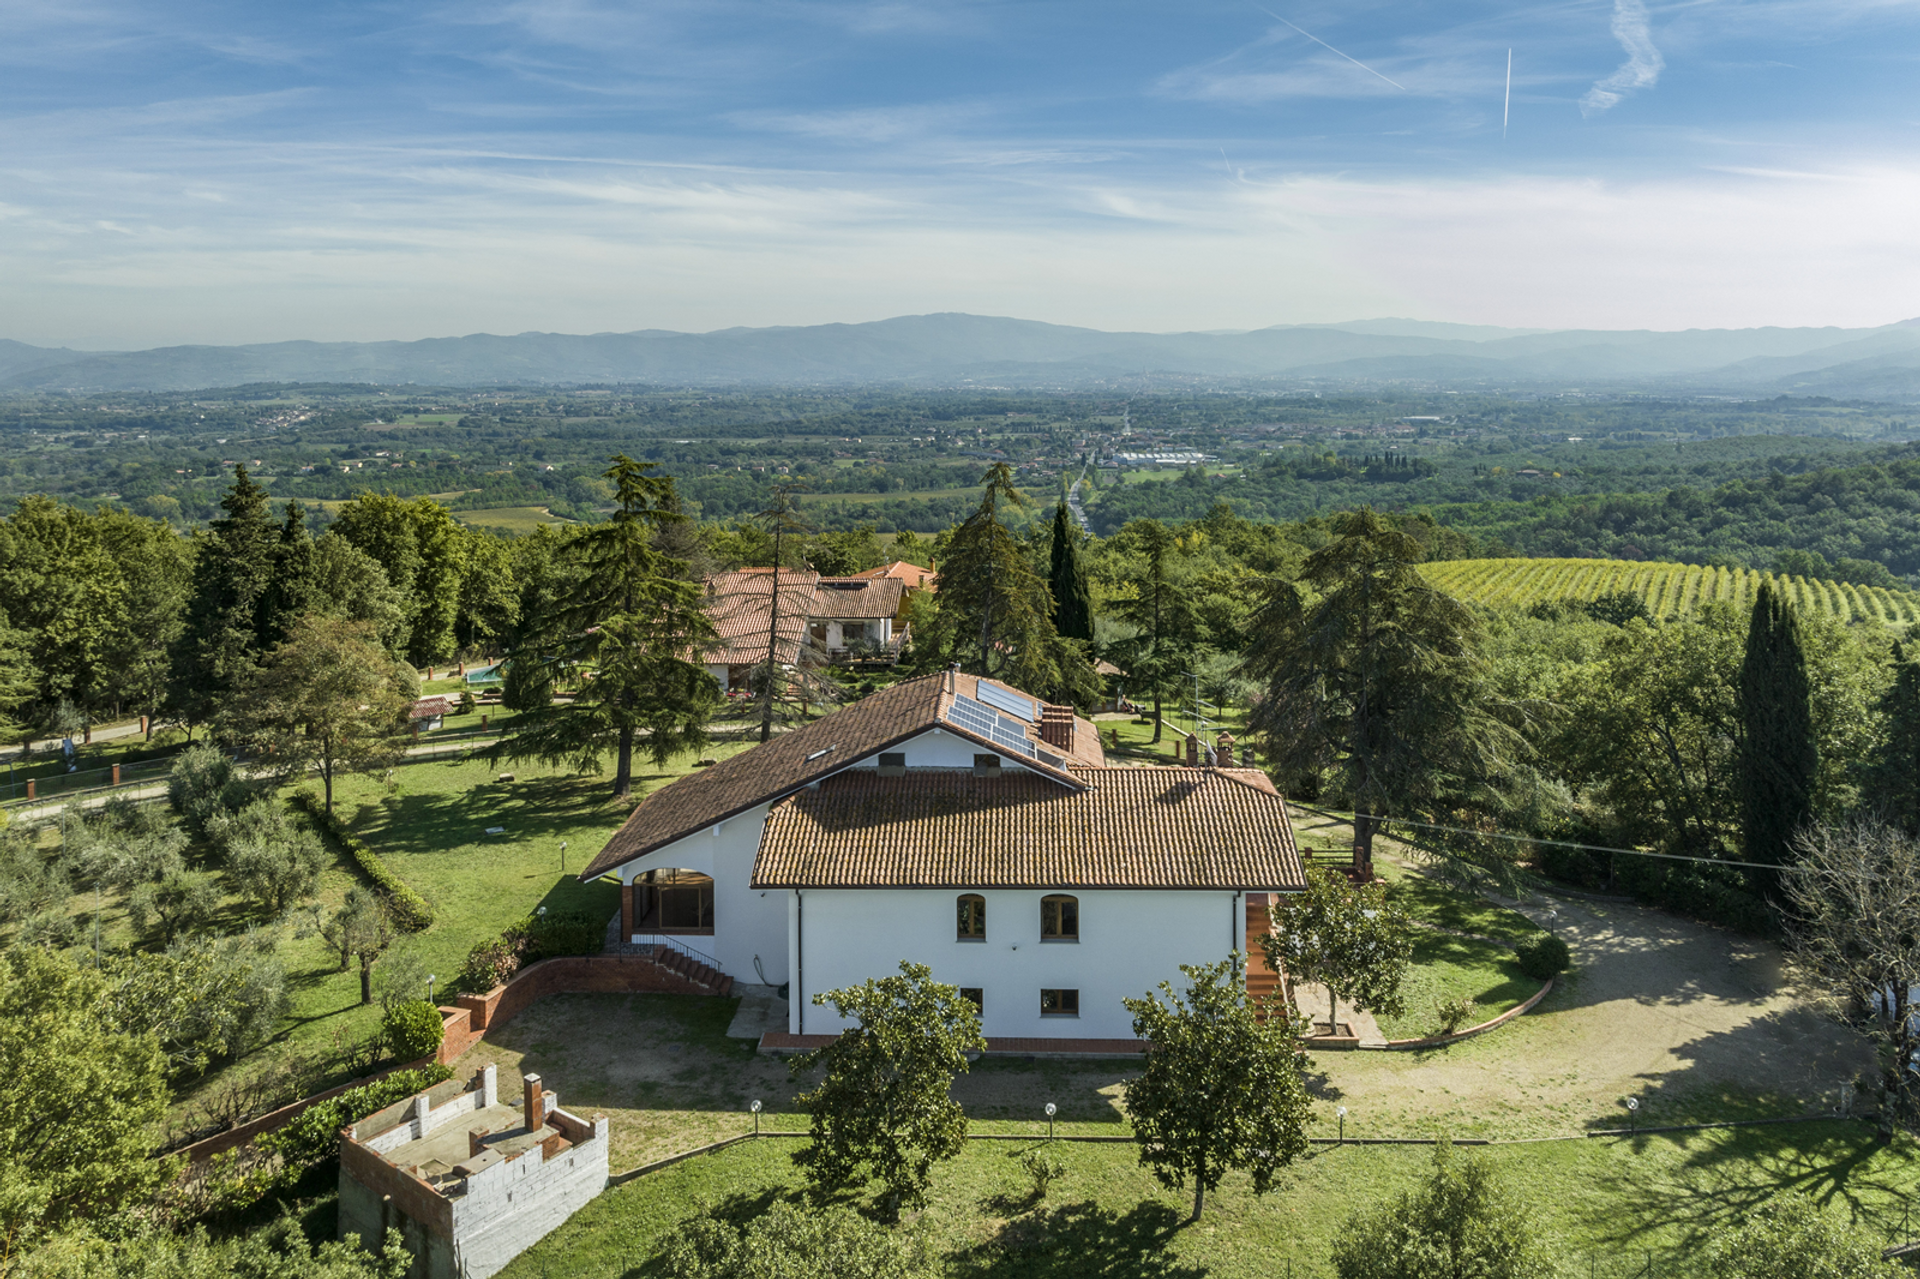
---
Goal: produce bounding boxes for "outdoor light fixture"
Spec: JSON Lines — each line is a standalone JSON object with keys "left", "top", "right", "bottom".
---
{"left": 427, "top": 973, "right": 436, "bottom": 1004}
{"left": 1045, "top": 1101, "right": 1057, "bottom": 1140}
{"left": 1625, "top": 1097, "right": 1639, "bottom": 1133}
{"left": 751, "top": 1098, "right": 763, "bottom": 1135}
{"left": 1337, "top": 1105, "right": 1348, "bottom": 1145}
{"left": 560, "top": 840, "right": 568, "bottom": 874}
{"left": 537, "top": 906, "right": 547, "bottom": 918}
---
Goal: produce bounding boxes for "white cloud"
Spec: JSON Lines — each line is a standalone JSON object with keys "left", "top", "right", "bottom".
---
{"left": 1582, "top": 0, "right": 1665, "bottom": 115}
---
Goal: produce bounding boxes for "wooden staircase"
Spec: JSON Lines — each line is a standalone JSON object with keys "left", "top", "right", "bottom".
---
{"left": 643, "top": 945, "right": 734, "bottom": 996}
{"left": 1244, "top": 893, "right": 1287, "bottom": 1017}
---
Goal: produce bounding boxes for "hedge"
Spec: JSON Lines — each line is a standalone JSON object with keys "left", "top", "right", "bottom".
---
{"left": 292, "top": 791, "right": 434, "bottom": 931}
{"left": 258, "top": 1063, "right": 455, "bottom": 1173}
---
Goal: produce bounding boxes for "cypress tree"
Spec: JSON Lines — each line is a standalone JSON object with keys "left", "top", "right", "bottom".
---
{"left": 1048, "top": 501, "right": 1094, "bottom": 644}
{"left": 171, "top": 465, "right": 276, "bottom": 728}
{"left": 1864, "top": 641, "right": 1920, "bottom": 834}
{"left": 1737, "top": 584, "right": 1816, "bottom": 882}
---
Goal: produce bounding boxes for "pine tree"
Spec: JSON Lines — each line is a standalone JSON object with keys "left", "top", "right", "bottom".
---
{"left": 257, "top": 500, "right": 319, "bottom": 649}
{"left": 1047, "top": 502, "right": 1093, "bottom": 643}
{"left": 170, "top": 466, "right": 276, "bottom": 729}
{"left": 1864, "top": 641, "right": 1920, "bottom": 834}
{"left": 491, "top": 456, "right": 718, "bottom": 797}
{"left": 1737, "top": 584, "right": 1816, "bottom": 883}
{"left": 1111, "top": 519, "right": 1201, "bottom": 744}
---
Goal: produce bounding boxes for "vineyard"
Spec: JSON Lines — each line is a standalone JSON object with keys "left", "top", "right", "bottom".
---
{"left": 1420, "top": 557, "right": 1920, "bottom": 627}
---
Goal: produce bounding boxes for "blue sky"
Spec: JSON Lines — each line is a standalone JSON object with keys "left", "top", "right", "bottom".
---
{"left": 3, "top": 0, "right": 1918, "bottom": 346}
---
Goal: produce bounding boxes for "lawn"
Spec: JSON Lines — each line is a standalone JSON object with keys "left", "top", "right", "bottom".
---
{"left": 495, "top": 1122, "right": 1920, "bottom": 1279}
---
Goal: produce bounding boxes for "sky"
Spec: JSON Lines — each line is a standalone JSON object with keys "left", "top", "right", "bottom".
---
{"left": 3, "top": 0, "right": 1919, "bottom": 348}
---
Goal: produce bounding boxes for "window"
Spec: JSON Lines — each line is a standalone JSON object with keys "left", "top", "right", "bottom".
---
{"left": 956, "top": 894, "right": 986, "bottom": 940}
{"left": 634, "top": 869, "right": 715, "bottom": 933}
{"left": 972, "top": 753, "right": 1001, "bottom": 777}
{"left": 1041, "top": 894, "right": 1079, "bottom": 941}
{"left": 959, "top": 987, "right": 983, "bottom": 1012}
{"left": 1040, "top": 988, "right": 1079, "bottom": 1016}
{"left": 878, "top": 751, "right": 906, "bottom": 777}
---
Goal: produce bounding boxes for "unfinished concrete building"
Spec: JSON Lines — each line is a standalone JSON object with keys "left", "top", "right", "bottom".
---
{"left": 338, "top": 1064, "right": 609, "bottom": 1279}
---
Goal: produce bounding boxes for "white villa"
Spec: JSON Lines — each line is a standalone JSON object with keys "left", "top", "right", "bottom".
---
{"left": 699, "top": 569, "right": 908, "bottom": 691}
{"left": 579, "top": 671, "right": 1305, "bottom": 1044}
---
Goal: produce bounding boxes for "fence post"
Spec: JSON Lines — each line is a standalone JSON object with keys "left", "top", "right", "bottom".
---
{"left": 112, "top": 764, "right": 120, "bottom": 787}
{"left": 25, "top": 779, "right": 34, "bottom": 801}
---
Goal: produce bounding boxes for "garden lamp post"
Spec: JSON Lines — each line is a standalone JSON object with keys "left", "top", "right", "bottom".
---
{"left": 427, "top": 974, "right": 436, "bottom": 1004}
{"left": 1045, "top": 1102, "right": 1056, "bottom": 1140}
{"left": 1625, "top": 1096, "right": 1639, "bottom": 1134}
{"left": 1337, "top": 1105, "right": 1347, "bottom": 1145}
{"left": 560, "top": 841, "right": 568, "bottom": 875}
{"left": 750, "top": 1099, "right": 762, "bottom": 1136}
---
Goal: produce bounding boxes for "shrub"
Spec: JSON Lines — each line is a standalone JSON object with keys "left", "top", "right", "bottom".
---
{"left": 168, "top": 744, "right": 253, "bottom": 838}
{"left": 1435, "top": 996, "right": 1478, "bottom": 1035}
{"left": 654, "top": 1202, "right": 934, "bottom": 1279}
{"left": 290, "top": 790, "right": 432, "bottom": 930}
{"left": 1515, "top": 934, "right": 1571, "bottom": 981}
{"left": 1701, "top": 1194, "right": 1904, "bottom": 1278}
{"left": 1018, "top": 1146, "right": 1067, "bottom": 1201}
{"left": 1332, "top": 1142, "right": 1558, "bottom": 1279}
{"left": 523, "top": 910, "right": 604, "bottom": 962}
{"left": 214, "top": 800, "right": 326, "bottom": 916}
{"left": 259, "top": 1064, "right": 453, "bottom": 1174}
{"left": 382, "top": 1000, "right": 443, "bottom": 1064}
{"left": 456, "top": 690, "right": 476, "bottom": 715}
{"left": 457, "top": 935, "right": 523, "bottom": 993}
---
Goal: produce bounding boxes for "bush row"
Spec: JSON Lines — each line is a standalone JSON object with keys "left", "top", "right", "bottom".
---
{"left": 1539, "top": 843, "right": 1774, "bottom": 936}
{"left": 291, "top": 791, "right": 433, "bottom": 931}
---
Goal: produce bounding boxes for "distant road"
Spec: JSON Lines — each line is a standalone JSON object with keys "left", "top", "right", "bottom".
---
{"left": 1066, "top": 462, "right": 1093, "bottom": 536}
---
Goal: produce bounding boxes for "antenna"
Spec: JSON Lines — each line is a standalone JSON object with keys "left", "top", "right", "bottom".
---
{"left": 1503, "top": 49, "right": 1512, "bottom": 140}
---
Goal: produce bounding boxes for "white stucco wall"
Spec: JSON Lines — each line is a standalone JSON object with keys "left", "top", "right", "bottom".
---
{"left": 618, "top": 801, "right": 790, "bottom": 985}
{"left": 848, "top": 726, "right": 1042, "bottom": 772}
{"left": 788, "top": 887, "right": 1245, "bottom": 1040}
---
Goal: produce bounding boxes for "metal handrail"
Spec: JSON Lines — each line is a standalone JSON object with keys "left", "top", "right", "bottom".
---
{"left": 632, "top": 933, "right": 723, "bottom": 973}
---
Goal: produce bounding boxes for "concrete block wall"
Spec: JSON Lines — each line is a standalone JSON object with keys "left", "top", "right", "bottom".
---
{"left": 359, "top": 1065, "right": 498, "bottom": 1156}
{"left": 450, "top": 1111, "right": 611, "bottom": 1279}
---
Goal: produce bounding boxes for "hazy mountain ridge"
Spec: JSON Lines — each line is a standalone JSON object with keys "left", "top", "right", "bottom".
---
{"left": 5, "top": 314, "right": 1919, "bottom": 396}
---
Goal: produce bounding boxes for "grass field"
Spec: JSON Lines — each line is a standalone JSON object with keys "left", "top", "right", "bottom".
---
{"left": 497, "top": 1123, "right": 1920, "bottom": 1279}
{"left": 1421, "top": 556, "right": 1920, "bottom": 625}
{"left": 453, "top": 505, "right": 572, "bottom": 532}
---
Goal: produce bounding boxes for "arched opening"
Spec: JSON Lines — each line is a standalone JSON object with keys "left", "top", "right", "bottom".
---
{"left": 633, "top": 869, "right": 715, "bottom": 934}
{"left": 1041, "top": 894, "right": 1078, "bottom": 941}
{"left": 957, "top": 894, "right": 986, "bottom": 940}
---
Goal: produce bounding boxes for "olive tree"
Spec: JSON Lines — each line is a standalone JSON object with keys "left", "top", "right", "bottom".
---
{"left": 1264, "top": 867, "right": 1413, "bottom": 1035}
{"left": 1122, "top": 956, "right": 1312, "bottom": 1222}
{"left": 790, "top": 961, "right": 986, "bottom": 1215}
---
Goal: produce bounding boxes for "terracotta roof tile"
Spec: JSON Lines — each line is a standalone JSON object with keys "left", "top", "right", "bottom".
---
{"left": 578, "top": 671, "right": 1105, "bottom": 880}
{"left": 700, "top": 568, "right": 818, "bottom": 665}
{"left": 851, "top": 561, "right": 937, "bottom": 590}
{"left": 810, "top": 577, "right": 905, "bottom": 619}
{"left": 751, "top": 766, "right": 1303, "bottom": 891}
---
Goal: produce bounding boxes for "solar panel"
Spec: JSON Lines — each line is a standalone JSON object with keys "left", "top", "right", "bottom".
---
{"left": 976, "top": 681, "right": 1036, "bottom": 722}
{"left": 948, "top": 695, "right": 1037, "bottom": 758}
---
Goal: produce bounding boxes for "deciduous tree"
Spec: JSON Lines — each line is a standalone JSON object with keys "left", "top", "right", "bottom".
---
{"left": 224, "top": 615, "right": 416, "bottom": 813}
{"left": 1264, "top": 867, "right": 1413, "bottom": 1035}
{"left": 1783, "top": 820, "right": 1920, "bottom": 1125}
{"left": 790, "top": 961, "right": 985, "bottom": 1215}
{"left": 0, "top": 948, "right": 170, "bottom": 1246}
{"left": 1701, "top": 1195, "right": 1903, "bottom": 1279}
{"left": 1122, "top": 956, "right": 1312, "bottom": 1222}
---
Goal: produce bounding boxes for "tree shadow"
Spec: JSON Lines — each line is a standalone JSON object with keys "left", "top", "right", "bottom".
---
{"left": 950, "top": 1199, "right": 1208, "bottom": 1278}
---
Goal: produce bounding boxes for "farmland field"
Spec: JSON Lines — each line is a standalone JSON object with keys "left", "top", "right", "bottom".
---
{"left": 1421, "top": 556, "right": 1920, "bottom": 626}
{"left": 453, "top": 505, "right": 571, "bottom": 531}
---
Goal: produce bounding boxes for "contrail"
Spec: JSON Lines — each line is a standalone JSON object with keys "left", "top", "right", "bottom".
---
{"left": 1503, "top": 48, "right": 1511, "bottom": 139}
{"left": 1255, "top": 7, "right": 1407, "bottom": 92}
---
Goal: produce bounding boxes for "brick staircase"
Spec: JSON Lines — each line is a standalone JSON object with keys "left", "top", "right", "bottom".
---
{"left": 1244, "top": 893, "right": 1287, "bottom": 1017}
{"left": 640, "top": 945, "right": 734, "bottom": 996}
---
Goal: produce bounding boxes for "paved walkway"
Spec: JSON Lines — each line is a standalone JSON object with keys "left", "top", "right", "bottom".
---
{"left": 1292, "top": 980, "right": 1387, "bottom": 1046}
{"left": 725, "top": 984, "right": 790, "bottom": 1040}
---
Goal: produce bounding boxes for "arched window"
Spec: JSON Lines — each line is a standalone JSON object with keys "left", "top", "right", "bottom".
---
{"left": 956, "top": 894, "right": 986, "bottom": 940}
{"left": 1041, "top": 894, "right": 1078, "bottom": 941}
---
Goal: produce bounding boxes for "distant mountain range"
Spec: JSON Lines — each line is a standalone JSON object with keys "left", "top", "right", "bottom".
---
{"left": 5, "top": 314, "right": 1920, "bottom": 397}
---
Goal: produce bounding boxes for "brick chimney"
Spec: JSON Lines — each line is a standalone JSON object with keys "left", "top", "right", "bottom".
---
{"left": 523, "top": 1073, "right": 544, "bottom": 1131}
{"left": 1217, "top": 733, "right": 1235, "bottom": 767}
{"left": 1039, "top": 705, "right": 1075, "bottom": 753}
{"left": 1185, "top": 733, "right": 1199, "bottom": 768}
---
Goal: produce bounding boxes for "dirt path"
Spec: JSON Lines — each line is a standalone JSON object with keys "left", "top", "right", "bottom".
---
{"left": 1310, "top": 891, "right": 1873, "bottom": 1139}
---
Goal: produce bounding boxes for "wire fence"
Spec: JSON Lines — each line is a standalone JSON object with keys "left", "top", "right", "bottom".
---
{"left": 0, "top": 754, "right": 174, "bottom": 807}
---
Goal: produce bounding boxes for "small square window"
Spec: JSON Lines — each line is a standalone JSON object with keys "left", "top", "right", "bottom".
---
{"left": 877, "top": 752, "right": 906, "bottom": 777}
{"left": 1040, "top": 988, "right": 1079, "bottom": 1017}
{"left": 959, "top": 987, "right": 983, "bottom": 1012}
{"left": 972, "top": 753, "right": 1001, "bottom": 776}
